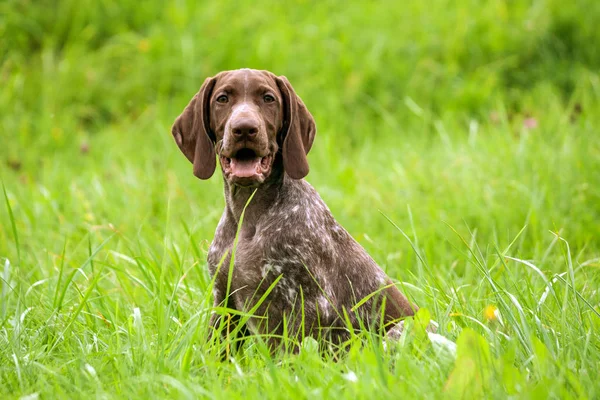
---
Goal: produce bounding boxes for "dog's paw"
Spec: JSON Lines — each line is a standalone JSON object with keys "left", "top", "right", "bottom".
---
{"left": 385, "top": 320, "right": 407, "bottom": 341}
{"left": 386, "top": 319, "right": 438, "bottom": 340}
{"left": 384, "top": 319, "right": 456, "bottom": 357}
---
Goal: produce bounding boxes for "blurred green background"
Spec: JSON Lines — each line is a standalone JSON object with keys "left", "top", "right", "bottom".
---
{"left": 2, "top": 0, "right": 599, "bottom": 248}
{"left": 1, "top": 0, "right": 599, "bottom": 398}
{"left": 2, "top": 0, "right": 600, "bottom": 150}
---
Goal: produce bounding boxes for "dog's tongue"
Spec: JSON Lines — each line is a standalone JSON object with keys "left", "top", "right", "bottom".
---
{"left": 230, "top": 157, "right": 261, "bottom": 177}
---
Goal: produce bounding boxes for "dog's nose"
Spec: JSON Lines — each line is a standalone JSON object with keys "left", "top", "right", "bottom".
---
{"left": 231, "top": 118, "right": 259, "bottom": 137}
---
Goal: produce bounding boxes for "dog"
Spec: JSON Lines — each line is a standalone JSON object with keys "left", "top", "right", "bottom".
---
{"left": 171, "top": 69, "right": 417, "bottom": 350}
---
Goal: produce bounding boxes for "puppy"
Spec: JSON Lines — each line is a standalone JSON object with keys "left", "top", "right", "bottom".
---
{"left": 172, "top": 69, "right": 417, "bottom": 350}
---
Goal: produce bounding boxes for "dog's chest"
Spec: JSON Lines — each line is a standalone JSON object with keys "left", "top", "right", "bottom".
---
{"left": 207, "top": 219, "right": 301, "bottom": 274}
{"left": 206, "top": 207, "right": 329, "bottom": 287}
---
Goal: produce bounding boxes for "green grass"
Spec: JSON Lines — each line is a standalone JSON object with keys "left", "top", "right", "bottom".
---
{"left": 1, "top": 0, "right": 600, "bottom": 398}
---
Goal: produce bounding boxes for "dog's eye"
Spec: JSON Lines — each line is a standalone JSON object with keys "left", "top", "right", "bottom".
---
{"left": 263, "top": 94, "right": 275, "bottom": 103}
{"left": 216, "top": 94, "right": 228, "bottom": 104}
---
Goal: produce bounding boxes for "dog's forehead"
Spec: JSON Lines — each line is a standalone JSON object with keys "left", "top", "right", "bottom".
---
{"left": 214, "top": 69, "right": 278, "bottom": 93}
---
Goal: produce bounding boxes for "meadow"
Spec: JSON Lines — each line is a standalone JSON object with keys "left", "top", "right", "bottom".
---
{"left": 1, "top": 0, "right": 599, "bottom": 398}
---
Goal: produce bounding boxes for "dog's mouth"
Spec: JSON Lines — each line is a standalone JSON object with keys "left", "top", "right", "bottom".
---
{"left": 220, "top": 148, "right": 273, "bottom": 186}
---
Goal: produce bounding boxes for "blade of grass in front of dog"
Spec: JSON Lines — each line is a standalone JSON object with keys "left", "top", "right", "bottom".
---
{"left": 350, "top": 283, "right": 395, "bottom": 312}
{"left": 226, "top": 274, "right": 283, "bottom": 350}
{"left": 225, "top": 188, "right": 258, "bottom": 299}
{"left": 2, "top": 183, "right": 20, "bottom": 266}
{"left": 300, "top": 285, "right": 306, "bottom": 340}
{"left": 340, "top": 307, "right": 357, "bottom": 342}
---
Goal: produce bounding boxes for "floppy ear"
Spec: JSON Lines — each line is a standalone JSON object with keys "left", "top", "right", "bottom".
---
{"left": 276, "top": 76, "right": 316, "bottom": 180}
{"left": 171, "top": 77, "right": 217, "bottom": 179}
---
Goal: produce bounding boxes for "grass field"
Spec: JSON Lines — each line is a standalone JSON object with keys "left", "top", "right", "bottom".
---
{"left": 1, "top": 0, "right": 600, "bottom": 398}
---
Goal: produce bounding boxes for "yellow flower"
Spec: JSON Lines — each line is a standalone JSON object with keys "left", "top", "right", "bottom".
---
{"left": 484, "top": 305, "right": 498, "bottom": 322}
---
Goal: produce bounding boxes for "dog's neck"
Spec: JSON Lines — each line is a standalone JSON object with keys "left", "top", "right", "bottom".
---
{"left": 222, "top": 164, "right": 287, "bottom": 226}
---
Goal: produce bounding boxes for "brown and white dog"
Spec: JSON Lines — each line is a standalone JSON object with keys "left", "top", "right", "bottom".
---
{"left": 172, "top": 69, "right": 417, "bottom": 350}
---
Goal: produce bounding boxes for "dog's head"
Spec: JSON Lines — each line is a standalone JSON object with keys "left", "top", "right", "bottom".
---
{"left": 171, "top": 69, "right": 316, "bottom": 187}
